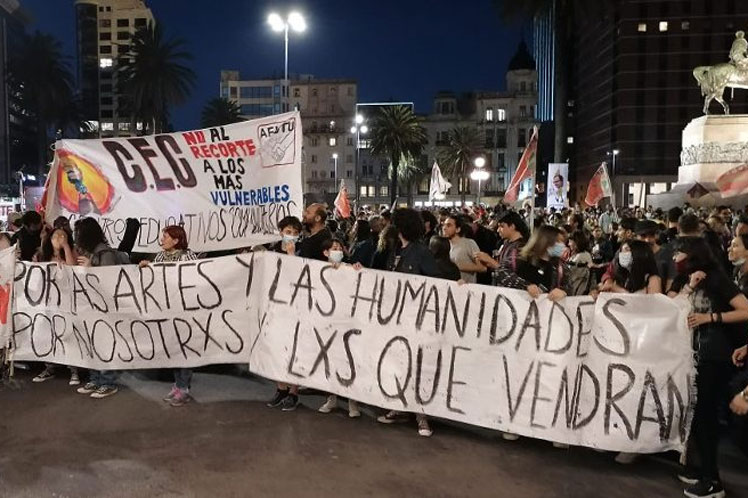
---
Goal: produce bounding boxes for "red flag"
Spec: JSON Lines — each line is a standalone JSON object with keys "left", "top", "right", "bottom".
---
{"left": 716, "top": 163, "right": 748, "bottom": 198}
{"left": 504, "top": 127, "right": 538, "bottom": 204}
{"left": 584, "top": 162, "right": 613, "bottom": 206}
{"left": 334, "top": 180, "right": 351, "bottom": 219}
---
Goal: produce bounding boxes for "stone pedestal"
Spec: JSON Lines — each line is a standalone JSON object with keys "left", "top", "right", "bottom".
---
{"left": 649, "top": 115, "right": 748, "bottom": 208}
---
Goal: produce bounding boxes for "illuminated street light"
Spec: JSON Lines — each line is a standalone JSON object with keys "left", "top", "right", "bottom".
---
{"left": 267, "top": 12, "right": 306, "bottom": 80}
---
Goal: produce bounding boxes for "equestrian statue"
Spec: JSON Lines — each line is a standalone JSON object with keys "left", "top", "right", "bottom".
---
{"left": 693, "top": 31, "right": 748, "bottom": 114}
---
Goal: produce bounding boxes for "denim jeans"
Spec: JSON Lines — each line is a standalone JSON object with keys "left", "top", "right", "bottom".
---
{"left": 90, "top": 370, "right": 118, "bottom": 388}
{"left": 173, "top": 368, "right": 192, "bottom": 391}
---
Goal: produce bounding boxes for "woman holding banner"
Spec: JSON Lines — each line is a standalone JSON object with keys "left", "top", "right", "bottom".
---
{"left": 31, "top": 226, "right": 81, "bottom": 386}
{"left": 668, "top": 236, "right": 748, "bottom": 498}
{"left": 139, "top": 225, "right": 198, "bottom": 407}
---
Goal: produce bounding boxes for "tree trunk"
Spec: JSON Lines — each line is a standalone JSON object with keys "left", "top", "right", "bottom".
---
{"left": 406, "top": 179, "right": 414, "bottom": 207}
{"left": 460, "top": 161, "right": 466, "bottom": 205}
{"left": 389, "top": 152, "right": 398, "bottom": 207}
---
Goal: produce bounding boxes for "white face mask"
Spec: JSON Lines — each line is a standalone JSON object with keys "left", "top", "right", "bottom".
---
{"left": 329, "top": 250, "right": 344, "bottom": 264}
{"left": 282, "top": 234, "right": 299, "bottom": 244}
{"left": 618, "top": 251, "right": 633, "bottom": 269}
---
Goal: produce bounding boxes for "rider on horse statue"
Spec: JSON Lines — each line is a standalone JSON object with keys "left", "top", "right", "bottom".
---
{"left": 730, "top": 31, "right": 748, "bottom": 72}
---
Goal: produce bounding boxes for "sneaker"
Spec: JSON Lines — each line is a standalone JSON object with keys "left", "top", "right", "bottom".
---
{"left": 377, "top": 410, "right": 410, "bottom": 424}
{"left": 163, "top": 386, "right": 179, "bottom": 402}
{"left": 90, "top": 386, "right": 119, "bottom": 399}
{"left": 678, "top": 467, "right": 702, "bottom": 486}
{"left": 169, "top": 389, "right": 191, "bottom": 407}
{"left": 280, "top": 394, "right": 299, "bottom": 412}
{"left": 77, "top": 382, "right": 98, "bottom": 395}
{"left": 501, "top": 432, "right": 520, "bottom": 441}
{"left": 32, "top": 368, "right": 55, "bottom": 383}
{"left": 683, "top": 480, "right": 725, "bottom": 498}
{"left": 266, "top": 389, "right": 289, "bottom": 408}
{"left": 348, "top": 399, "right": 361, "bottom": 418}
{"left": 68, "top": 371, "right": 80, "bottom": 386}
{"left": 318, "top": 395, "right": 338, "bottom": 413}
{"left": 615, "top": 452, "right": 638, "bottom": 464}
{"left": 417, "top": 416, "right": 433, "bottom": 437}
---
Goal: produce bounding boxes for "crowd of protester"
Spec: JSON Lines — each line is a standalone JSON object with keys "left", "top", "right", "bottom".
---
{"left": 3, "top": 200, "right": 748, "bottom": 498}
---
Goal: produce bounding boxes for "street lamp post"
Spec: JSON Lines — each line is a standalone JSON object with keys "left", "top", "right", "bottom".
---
{"left": 607, "top": 148, "right": 620, "bottom": 206}
{"left": 332, "top": 153, "right": 339, "bottom": 185}
{"left": 351, "top": 114, "right": 368, "bottom": 207}
{"left": 470, "top": 156, "right": 489, "bottom": 206}
{"left": 267, "top": 12, "right": 306, "bottom": 81}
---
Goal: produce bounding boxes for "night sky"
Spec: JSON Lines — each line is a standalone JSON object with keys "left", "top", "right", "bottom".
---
{"left": 22, "top": 0, "right": 526, "bottom": 131}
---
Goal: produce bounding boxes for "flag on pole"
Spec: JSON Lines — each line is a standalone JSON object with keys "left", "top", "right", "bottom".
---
{"left": 716, "top": 163, "right": 748, "bottom": 198}
{"left": 428, "top": 161, "right": 451, "bottom": 201}
{"left": 504, "top": 127, "right": 538, "bottom": 204}
{"left": 584, "top": 162, "right": 614, "bottom": 206}
{"left": 334, "top": 179, "right": 351, "bottom": 218}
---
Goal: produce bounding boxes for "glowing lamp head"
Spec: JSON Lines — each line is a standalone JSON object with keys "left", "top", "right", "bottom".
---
{"left": 268, "top": 13, "right": 285, "bottom": 32}
{"left": 473, "top": 157, "right": 486, "bottom": 168}
{"left": 288, "top": 12, "right": 306, "bottom": 32}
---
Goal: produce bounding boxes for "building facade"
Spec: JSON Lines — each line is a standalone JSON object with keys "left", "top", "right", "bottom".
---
{"left": 221, "top": 72, "right": 358, "bottom": 204}
{"left": 75, "top": 0, "right": 154, "bottom": 138}
{"left": 420, "top": 43, "right": 538, "bottom": 207}
{"left": 537, "top": 0, "right": 748, "bottom": 206}
{"left": 0, "top": 0, "right": 32, "bottom": 187}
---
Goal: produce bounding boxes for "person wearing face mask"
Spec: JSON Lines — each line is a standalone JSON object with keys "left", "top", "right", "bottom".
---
{"left": 668, "top": 237, "right": 748, "bottom": 498}
{"left": 317, "top": 238, "right": 363, "bottom": 418}
{"left": 600, "top": 239, "right": 661, "bottom": 295}
{"left": 494, "top": 225, "right": 571, "bottom": 302}
{"left": 728, "top": 234, "right": 748, "bottom": 457}
{"left": 265, "top": 216, "right": 305, "bottom": 412}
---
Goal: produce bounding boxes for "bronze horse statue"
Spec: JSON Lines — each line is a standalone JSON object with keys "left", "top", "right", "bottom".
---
{"left": 693, "top": 63, "right": 748, "bottom": 114}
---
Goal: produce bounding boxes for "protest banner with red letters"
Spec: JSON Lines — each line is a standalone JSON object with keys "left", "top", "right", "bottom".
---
{"left": 9, "top": 251, "right": 695, "bottom": 454}
{"left": 43, "top": 112, "right": 303, "bottom": 252}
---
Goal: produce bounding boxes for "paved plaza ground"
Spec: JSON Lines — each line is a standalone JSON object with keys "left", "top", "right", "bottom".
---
{"left": 1, "top": 367, "right": 747, "bottom": 498}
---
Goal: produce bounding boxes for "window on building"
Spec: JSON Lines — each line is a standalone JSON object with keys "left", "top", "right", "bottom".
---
{"left": 360, "top": 186, "right": 368, "bottom": 197}
{"left": 330, "top": 87, "right": 337, "bottom": 95}
{"left": 117, "top": 19, "right": 129, "bottom": 27}
{"left": 101, "top": 83, "right": 113, "bottom": 93}
{"left": 134, "top": 18, "right": 147, "bottom": 27}
{"left": 99, "top": 58, "right": 113, "bottom": 68}
{"left": 347, "top": 86, "right": 353, "bottom": 96}
{"left": 520, "top": 105, "right": 528, "bottom": 117}
{"left": 311, "top": 170, "right": 318, "bottom": 179}
{"left": 320, "top": 171, "right": 326, "bottom": 179}
{"left": 293, "top": 88, "right": 300, "bottom": 97}
{"left": 659, "top": 21, "right": 668, "bottom": 32}
{"left": 347, "top": 137, "right": 354, "bottom": 146}
{"left": 101, "top": 110, "right": 113, "bottom": 118}
{"left": 329, "top": 137, "right": 337, "bottom": 147}
{"left": 101, "top": 122, "right": 114, "bottom": 131}
{"left": 100, "top": 19, "right": 111, "bottom": 28}
{"left": 240, "top": 103, "right": 274, "bottom": 116}
{"left": 520, "top": 81, "right": 527, "bottom": 92}
{"left": 518, "top": 129, "right": 526, "bottom": 147}
{"left": 310, "top": 137, "right": 319, "bottom": 147}
{"left": 100, "top": 32, "right": 111, "bottom": 41}
{"left": 380, "top": 186, "right": 388, "bottom": 197}
{"left": 567, "top": 136, "right": 574, "bottom": 144}
{"left": 497, "top": 108, "right": 506, "bottom": 122}
{"left": 230, "top": 87, "right": 237, "bottom": 98}
{"left": 100, "top": 45, "right": 112, "bottom": 54}
{"left": 346, "top": 155, "right": 353, "bottom": 164}
{"left": 497, "top": 129, "right": 507, "bottom": 148}
{"left": 638, "top": 23, "right": 647, "bottom": 32}
{"left": 119, "top": 44, "right": 130, "bottom": 53}
{"left": 368, "top": 186, "right": 375, "bottom": 197}
{"left": 117, "top": 31, "right": 130, "bottom": 40}
{"left": 485, "top": 108, "right": 494, "bottom": 122}
{"left": 240, "top": 86, "right": 273, "bottom": 99}
{"left": 497, "top": 152, "right": 505, "bottom": 169}
{"left": 101, "top": 96, "right": 113, "bottom": 105}
{"left": 485, "top": 130, "right": 493, "bottom": 147}
{"left": 681, "top": 21, "right": 690, "bottom": 30}
{"left": 346, "top": 170, "right": 352, "bottom": 178}
{"left": 311, "top": 155, "right": 317, "bottom": 163}
{"left": 312, "top": 88, "right": 318, "bottom": 97}
{"left": 118, "top": 122, "right": 130, "bottom": 132}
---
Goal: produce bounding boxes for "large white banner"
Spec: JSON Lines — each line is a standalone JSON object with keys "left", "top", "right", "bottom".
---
{"left": 0, "top": 246, "right": 14, "bottom": 348}
{"left": 9, "top": 252, "right": 695, "bottom": 453}
{"left": 547, "top": 163, "right": 569, "bottom": 210}
{"left": 43, "top": 112, "right": 303, "bottom": 252}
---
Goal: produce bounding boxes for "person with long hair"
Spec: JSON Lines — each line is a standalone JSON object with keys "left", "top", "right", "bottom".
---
{"left": 600, "top": 239, "right": 661, "bottom": 295}
{"left": 349, "top": 219, "right": 376, "bottom": 268}
{"left": 727, "top": 234, "right": 748, "bottom": 458}
{"left": 139, "top": 225, "right": 198, "bottom": 407}
{"left": 494, "top": 225, "right": 571, "bottom": 302}
{"left": 429, "top": 235, "right": 461, "bottom": 281}
{"left": 371, "top": 224, "right": 399, "bottom": 271}
{"left": 668, "top": 236, "right": 748, "bottom": 498}
{"left": 74, "top": 218, "right": 129, "bottom": 399}
{"left": 31, "top": 227, "right": 80, "bottom": 386}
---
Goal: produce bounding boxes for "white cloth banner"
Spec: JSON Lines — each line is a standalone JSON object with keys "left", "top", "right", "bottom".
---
{"left": 0, "top": 246, "right": 15, "bottom": 348}
{"left": 44, "top": 112, "right": 303, "bottom": 252}
{"left": 547, "top": 163, "right": 569, "bottom": 210}
{"left": 10, "top": 252, "right": 695, "bottom": 453}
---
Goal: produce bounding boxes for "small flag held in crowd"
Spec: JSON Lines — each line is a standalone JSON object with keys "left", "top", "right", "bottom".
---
{"left": 428, "top": 161, "right": 451, "bottom": 201}
{"left": 584, "top": 162, "right": 613, "bottom": 206}
{"left": 334, "top": 179, "right": 351, "bottom": 218}
{"left": 716, "top": 163, "right": 748, "bottom": 198}
{"left": 504, "top": 127, "right": 538, "bottom": 204}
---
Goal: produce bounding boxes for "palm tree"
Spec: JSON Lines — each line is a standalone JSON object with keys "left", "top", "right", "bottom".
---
{"left": 389, "top": 152, "right": 429, "bottom": 206}
{"left": 494, "top": 0, "right": 612, "bottom": 163}
{"left": 118, "top": 22, "right": 196, "bottom": 134}
{"left": 8, "top": 31, "right": 76, "bottom": 174}
{"left": 201, "top": 98, "right": 243, "bottom": 128}
{"left": 370, "top": 106, "right": 427, "bottom": 206}
{"left": 437, "top": 126, "right": 482, "bottom": 204}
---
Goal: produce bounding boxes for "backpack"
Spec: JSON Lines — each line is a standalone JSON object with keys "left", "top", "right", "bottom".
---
{"left": 92, "top": 247, "right": 130, "bottom": 266}
{"left": 566, "top": 262, "right": 597, "bottom": 296}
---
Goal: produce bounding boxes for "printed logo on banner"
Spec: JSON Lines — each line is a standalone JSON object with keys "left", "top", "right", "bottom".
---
{"left": 55, "top": 149, "right": 116, "bottom": 216}
{"left": 258, "top": 117, "right": 296, "bottom": 167}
